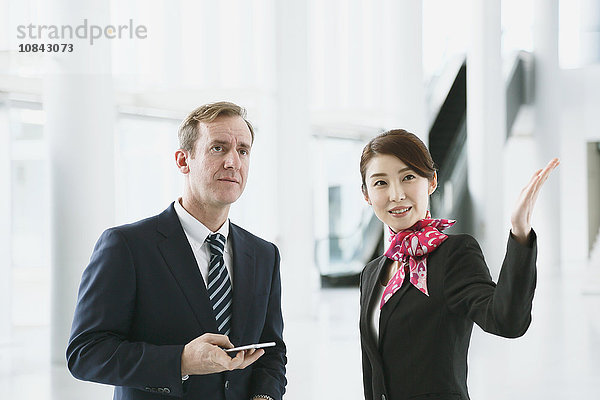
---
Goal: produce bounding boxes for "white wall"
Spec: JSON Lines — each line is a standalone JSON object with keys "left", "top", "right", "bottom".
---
{"left": 560, "top": 65, "right": 600, "bottom": 267}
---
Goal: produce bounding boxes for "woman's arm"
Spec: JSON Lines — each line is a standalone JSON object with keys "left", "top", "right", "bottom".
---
{"left": 443, "top": 158, "right": 558, "bottom": 337}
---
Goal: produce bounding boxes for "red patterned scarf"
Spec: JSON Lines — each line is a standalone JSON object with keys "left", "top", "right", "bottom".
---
{"left": 380, "top": 214, "right": 456, "bottom": 309}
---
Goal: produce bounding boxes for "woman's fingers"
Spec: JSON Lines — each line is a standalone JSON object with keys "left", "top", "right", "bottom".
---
{"left": 529, "top": 158, "right": 559, "bottom": 206}
{"left": 511, "top": 158, "right": 559, "bottom": 235}
{"left": 521, "top": 168, "right": 542, "bottom": 196}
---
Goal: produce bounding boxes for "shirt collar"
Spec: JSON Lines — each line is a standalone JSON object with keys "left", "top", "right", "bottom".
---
{"left": 174, "top": 198, "right": 230, "bottom": 251}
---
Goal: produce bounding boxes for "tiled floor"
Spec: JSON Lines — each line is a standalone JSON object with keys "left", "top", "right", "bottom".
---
{"left": 1, "top": 269, "right": 599, "bottom": 399}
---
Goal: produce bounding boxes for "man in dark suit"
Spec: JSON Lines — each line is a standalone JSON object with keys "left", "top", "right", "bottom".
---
{"left": 67, "top": 102, "right": 286, "bottom": 400}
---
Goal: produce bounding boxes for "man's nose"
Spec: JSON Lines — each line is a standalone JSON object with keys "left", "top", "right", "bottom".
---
{"left": 223, "top": 149, "right": 241, "bottom": 169}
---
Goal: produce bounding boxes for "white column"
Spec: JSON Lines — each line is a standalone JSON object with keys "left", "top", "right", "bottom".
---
{"left": 275, "top": 0, "right": 316, "bottom": 310}
{"left": 381, "top": 0, "right": 426, "bottom": 136}
{"left": 533, "top": 0, "right": 561, "bottom": 274}
{"left": 466, "top": 0, "right": 506, "bottom": 274}
{"left": 44, "top": 1, "right": 115, "bottom": 364}
{"left": 0, "top": 95, "right": 11, "bottom": 347}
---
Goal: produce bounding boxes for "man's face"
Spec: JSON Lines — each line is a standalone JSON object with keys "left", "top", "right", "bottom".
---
{"left": 185, "top": 115, "right": 252, "bottom": 209}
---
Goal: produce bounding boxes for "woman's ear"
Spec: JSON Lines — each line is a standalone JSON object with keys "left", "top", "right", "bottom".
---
{"left": 362, "top": 185, "right": 371, "bottom": 205}
{"left": 428, "top": 171, "right": 438, "bottom": 195}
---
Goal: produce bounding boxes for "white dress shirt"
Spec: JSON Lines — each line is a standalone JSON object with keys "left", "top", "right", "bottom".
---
{"left": 173, "top": 198, "right": 234, "bottom": 287}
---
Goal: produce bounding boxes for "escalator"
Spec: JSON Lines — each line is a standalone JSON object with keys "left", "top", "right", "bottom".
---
{"left": 315, "top": 209, "right": 384, "bottom": 287}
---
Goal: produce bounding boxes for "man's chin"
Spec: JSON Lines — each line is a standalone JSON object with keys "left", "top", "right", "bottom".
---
{"left": 215, "top": 193, "right": 243, "bottom": 206}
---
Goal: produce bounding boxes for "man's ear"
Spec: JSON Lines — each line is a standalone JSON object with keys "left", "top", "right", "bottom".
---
{"left": 362, "top": 185, "right": 371, "bottom": 205}
{"left": 175, "top": 149, "right": 190, "bottom": 174}
{"left": 428, "top": 171, "right": 438, "bottom": 195}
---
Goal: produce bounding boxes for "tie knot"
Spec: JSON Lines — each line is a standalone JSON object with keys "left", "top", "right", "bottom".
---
{"left": 206, "top": 233, "right": 226, "bottom": 256}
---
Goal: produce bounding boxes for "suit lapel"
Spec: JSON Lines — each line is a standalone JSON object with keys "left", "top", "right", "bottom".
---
{"left": 378, "top": 278, "right": 410, "bottom": 344}
{"left": 156, "top": 204, "right": 218, "bottom": 333}
{"left": 360, "top": 256, "right": 388, "bottom": 360}
{"left": 229, "top": 224, "right": 255, "bottom": 345}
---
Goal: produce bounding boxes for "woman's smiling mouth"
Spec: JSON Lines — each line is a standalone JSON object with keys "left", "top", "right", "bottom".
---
{"left": 389, "top": 206, "right": 411, "bottom": 216}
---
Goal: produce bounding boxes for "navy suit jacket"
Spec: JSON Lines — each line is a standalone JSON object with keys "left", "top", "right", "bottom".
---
{"left": 67, "top": 203, "right": 287, "bottom": 399}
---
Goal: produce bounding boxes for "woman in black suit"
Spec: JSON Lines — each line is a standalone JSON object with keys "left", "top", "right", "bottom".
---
{"left": 358, "top": 129, "right": 559, "bottom": 400}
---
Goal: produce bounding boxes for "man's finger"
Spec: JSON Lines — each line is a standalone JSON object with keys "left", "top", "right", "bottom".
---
{"left": 201, "top": 333, "right": 234, "bottom": 349}
{"left": 238, "top": 348, "right": 265, "bottom": 369}
{"left": 215, "top": 348, "right": 245, "bottom": 370}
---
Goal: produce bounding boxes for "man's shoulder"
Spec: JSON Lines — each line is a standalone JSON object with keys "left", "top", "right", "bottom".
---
{"left": 112, "top": 215, "right": 159, "bottom": 233}
{"left": 105, "top": 204, "right": 174, "bottom": 238}
{"left": 230, "top": 222, "right": 276, "bottom": 251}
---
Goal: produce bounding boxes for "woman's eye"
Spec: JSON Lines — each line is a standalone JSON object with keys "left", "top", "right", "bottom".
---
{"left": 403, "top": 174, "right": 415, "bottom": 181}
{"left": 373, "top": 180, "right": 386, "bottom": 186}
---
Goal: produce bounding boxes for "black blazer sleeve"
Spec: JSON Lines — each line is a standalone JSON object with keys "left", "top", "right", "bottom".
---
{"left": 66, "top": 228, "right": 185, "bottom": 397}
{"left": 249, "top": 243, "right": 287, "bottom": 400}
{"left": 443, "top": 230, "right": 538, "bottom": 338}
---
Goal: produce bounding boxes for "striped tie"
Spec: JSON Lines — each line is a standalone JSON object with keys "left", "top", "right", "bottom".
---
{"left": 205, "top": 233, "right": 232, "bottom": 336}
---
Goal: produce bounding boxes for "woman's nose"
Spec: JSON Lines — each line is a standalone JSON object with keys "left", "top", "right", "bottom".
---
{"left": 389, "top": 184, "right": 405, "bottom": 202}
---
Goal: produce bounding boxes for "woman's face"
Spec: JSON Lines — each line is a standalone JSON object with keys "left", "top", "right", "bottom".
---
{"left": 363, "top": 154, "right": 437, "bottom": 232}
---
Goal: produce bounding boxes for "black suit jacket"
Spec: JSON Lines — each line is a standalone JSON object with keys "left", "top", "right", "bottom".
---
{"left": 359, "top": 232, "right": 537, "bottom": 400}
{"left": 67, "top": 203, "right": 287, "bottom": 399}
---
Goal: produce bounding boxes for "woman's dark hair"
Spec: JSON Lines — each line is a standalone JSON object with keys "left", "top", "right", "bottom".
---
{"left": 360, "top": 129, "right": 436, "bottom": 192}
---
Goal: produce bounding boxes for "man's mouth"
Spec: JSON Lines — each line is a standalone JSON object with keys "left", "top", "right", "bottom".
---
{"left": 218, "top": 177, "right": 239, "bottom": 184}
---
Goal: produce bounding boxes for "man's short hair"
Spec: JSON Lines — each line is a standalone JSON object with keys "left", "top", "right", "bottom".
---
{"left": 178, "top": 101, "right": 255, "bottom": 155}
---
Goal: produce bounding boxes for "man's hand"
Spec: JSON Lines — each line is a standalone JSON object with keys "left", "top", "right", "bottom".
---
{"left": 181, "top": 333, "right": 265, "bottom": 376}
{"left": 510, "top": 158, "right": 560, "bottom": 245}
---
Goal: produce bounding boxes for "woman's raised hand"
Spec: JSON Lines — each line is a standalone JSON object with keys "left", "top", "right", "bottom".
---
{"left": 510, "top": 158, "right": 560, "bottom": 245}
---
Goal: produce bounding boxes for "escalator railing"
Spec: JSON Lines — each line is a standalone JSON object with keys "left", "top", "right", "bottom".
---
{"left": 314, "top": 209, "right": 383, "bottom": 287}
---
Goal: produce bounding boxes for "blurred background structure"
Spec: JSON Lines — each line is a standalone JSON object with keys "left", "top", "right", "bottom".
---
{"left": 1, "top": 0, "right": 600, "bottom": 398}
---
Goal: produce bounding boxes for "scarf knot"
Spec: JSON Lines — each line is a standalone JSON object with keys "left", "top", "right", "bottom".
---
{"left": 380, "top": 217, "right": 455, "bottom": 309}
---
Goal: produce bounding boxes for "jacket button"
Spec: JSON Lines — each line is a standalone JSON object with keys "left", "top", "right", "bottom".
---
{"left": 225, "top": 380, "right": 230, "bottom": 389}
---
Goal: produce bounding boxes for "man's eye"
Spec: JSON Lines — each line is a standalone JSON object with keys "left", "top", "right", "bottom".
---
{"left": 239, "top": 149, "right": 249, "bottom": 156}
{"left": 211, "top": 146, "right": 223, "bottom": 152}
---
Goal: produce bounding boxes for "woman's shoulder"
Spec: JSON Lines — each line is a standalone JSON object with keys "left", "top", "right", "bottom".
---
{"left": 443, "top": 232, "right": 479, "bottom": 245}
{"left": 363, "top": 254, "right": 386, "bottom": 272}
{"left": 361, "top": 255, "right": 386, "bottom": 279}
{"left": 438, "top": 233, "right": 483, "bottom": 256}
